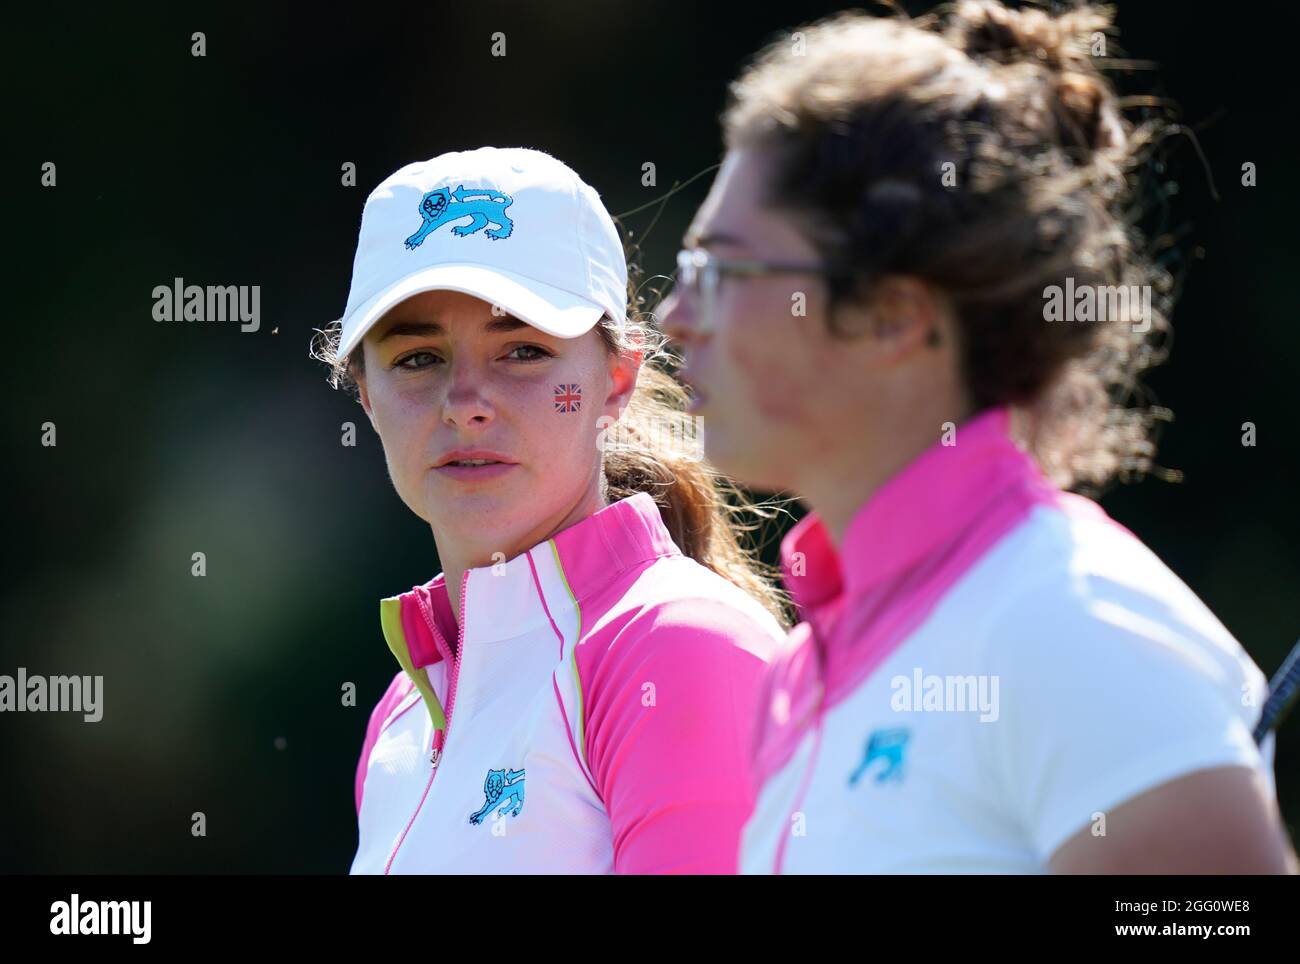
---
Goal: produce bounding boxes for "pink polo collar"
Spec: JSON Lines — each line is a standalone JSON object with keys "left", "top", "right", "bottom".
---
{"left": 780, "top": 406, "right": 1054, "bottom": 625}
{"left": 394, "top": 491, "right": 681, "bottom": 670}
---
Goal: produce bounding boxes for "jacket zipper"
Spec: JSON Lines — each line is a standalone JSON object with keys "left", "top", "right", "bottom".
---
{"left": 435, "top": 569, "right": 469, "bottom": 763}
{"left": 383, "top": 569, "right": 470, "bottom": 874}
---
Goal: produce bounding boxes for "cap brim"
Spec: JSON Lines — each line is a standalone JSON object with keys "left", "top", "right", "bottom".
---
{"left": 337, "top": 263, "right": 605, "bottom": 360}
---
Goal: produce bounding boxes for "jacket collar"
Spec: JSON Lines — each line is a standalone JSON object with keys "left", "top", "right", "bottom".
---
{"left": 380, "top": 490, "right": 682, "bottom": 674}
{"left": 780, "top": 406, "right": 1053, "bottom": 632}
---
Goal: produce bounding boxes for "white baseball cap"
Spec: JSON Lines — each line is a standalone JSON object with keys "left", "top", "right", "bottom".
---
{"left": 335, "top": 146, "right": 628, "bottom": 361}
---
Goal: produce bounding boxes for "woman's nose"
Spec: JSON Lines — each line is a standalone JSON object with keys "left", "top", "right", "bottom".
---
{"left": 659, "top": 289, "right": 702, "bottom": 347}
{"left": 441, "top": 365, "right": 494, "bottom": 427}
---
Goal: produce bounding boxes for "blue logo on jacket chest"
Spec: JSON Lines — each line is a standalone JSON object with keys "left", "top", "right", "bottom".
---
{"left": 469, "top": 767, "right": 526, "bottom": 825}
{"left": 848, "top": 728, "right": 910, "bottom": 785}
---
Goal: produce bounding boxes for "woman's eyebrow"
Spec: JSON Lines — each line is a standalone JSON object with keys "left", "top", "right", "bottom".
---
{"left": 377, "top": 317, "right": 530, "bottom": 341}
{"left": 486, "top": 317, "right": 530, "bottom": 332}
{"left": 685, "top": 230, "right": 746, "bottom": 250}
{"left": 378, "top": 321, "right": 443, "bottom": 341}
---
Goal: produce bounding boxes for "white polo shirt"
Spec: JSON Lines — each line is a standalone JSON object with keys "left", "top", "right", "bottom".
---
{"left": 740, "top": 407, "right": 1273, "bottom": 874}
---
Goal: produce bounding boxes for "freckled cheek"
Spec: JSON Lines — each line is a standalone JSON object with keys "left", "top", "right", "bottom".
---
{"left": 536, "top": 372, "right": 603, "bottom": 459}
{"left": 372, "top": 394, "right": 438, "bottom": 490}
{"left": 491, "top": 374, "right": 596, "bottom": 475}
{"left": 366, "top": 372, "right": 436, "bottom": 446}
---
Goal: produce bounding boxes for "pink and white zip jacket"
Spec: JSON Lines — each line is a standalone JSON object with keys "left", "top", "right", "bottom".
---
{"left": 740, "top": 407, "right": 1273, "bottom": 873}
{"left": 351, "top": 491, "right": 784, "bottom": 874}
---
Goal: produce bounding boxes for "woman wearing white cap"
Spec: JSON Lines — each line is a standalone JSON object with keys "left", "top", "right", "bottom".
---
{"left": 661, "top": 2, "right": 1297, "bottom": 873}
{"left": 314, "top": 146, "right": 787, "bottom": 874}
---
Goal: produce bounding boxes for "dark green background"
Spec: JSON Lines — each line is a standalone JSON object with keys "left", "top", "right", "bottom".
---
{"left": 4, "top": 1, "right": 1297, "bottom": 871}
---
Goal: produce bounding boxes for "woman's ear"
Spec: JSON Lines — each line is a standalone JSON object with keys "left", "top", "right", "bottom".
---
{"left": 864, "top": 276, "right": 949, "bottom": 357}
{"left": 354, "top": 358, "right": 379, "bottom": 433}
{"left": 605, "top": 333, "right": 643, "bottom": 416}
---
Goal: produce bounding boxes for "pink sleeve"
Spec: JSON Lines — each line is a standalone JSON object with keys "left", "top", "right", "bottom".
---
{"left": 580, "top": 597, "right": 778, "bottom": 874}
{"left": 355, "top": 671, "right": 415, "bottom": 816}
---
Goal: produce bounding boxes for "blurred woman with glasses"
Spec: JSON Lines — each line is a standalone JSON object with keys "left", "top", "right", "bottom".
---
{"left": 660, "top": 2, "right": 1297, "bottom": 873}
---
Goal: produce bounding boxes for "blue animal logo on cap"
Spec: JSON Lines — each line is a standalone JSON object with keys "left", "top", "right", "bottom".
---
{"left": 404, "top": 185, "right": 515, "bottom": 249}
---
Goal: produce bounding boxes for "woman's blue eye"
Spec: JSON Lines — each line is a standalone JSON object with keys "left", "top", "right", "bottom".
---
{"left": 395, "top": 351, "right": 441, "bottom": 369}
{"left": 392, "top": 346, "right": 550, "bottom": 368}
{"left": 507, "top": 345, "right": 552, "bottom": 361}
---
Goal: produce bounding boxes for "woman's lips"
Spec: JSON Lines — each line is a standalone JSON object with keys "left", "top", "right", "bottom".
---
{"left": 434, "top": 461, "right": 519, "bottom": 482}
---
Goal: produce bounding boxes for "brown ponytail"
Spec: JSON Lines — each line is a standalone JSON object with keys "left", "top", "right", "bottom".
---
{"left": 594, "top": 304, "right": 791, "bottom": 629}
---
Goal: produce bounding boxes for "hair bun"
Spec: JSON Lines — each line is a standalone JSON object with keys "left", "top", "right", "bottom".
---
{"left": 950, "top": 0, "right": 1124, "bottom": 157}
{"left": 1055, "top": 68, "right": 1126, "bottom": 154}
{"left": 951, "top": 0, "right": 1103, "bottom": 70}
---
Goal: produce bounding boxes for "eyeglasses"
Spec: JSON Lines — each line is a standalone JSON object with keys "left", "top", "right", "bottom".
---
{"left": 670, "top": 248, "right": 851, "bottom": 332}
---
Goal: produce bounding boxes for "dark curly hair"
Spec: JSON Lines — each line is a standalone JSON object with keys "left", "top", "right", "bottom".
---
{"left": 721, "top": 0, "right": 1175, "bottom": 490}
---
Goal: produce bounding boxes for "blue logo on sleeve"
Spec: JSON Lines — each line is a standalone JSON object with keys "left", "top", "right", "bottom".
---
{"left": 405, "top": 185, "right": 515, "bottom": 248}
{"left": 469, "top": 767, "right": 526, "bottom": 825}
{"left": 849, "top": 727, "right": 910, "bottom": 786}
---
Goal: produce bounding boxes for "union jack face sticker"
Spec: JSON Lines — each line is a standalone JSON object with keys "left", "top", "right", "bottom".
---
{"left": 553, "top": 384, "right": 582, "bottom": 413}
